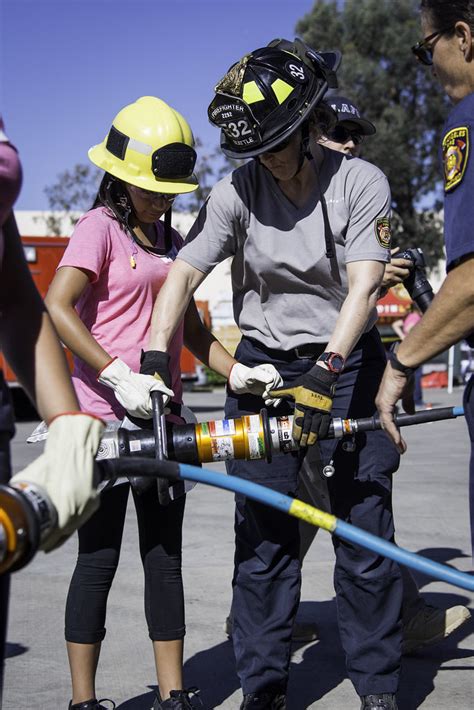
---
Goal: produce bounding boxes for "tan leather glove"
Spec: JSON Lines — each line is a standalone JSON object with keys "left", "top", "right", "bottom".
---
{"left": 269, "top": 365, "right": 337, "bottom": 447}
{"left": 11, "top": 413, "right": 105, "bottom": 551}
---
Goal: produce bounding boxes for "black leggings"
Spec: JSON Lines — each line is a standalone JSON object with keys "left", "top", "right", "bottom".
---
{"left": 65, "top": 483, "right": 186, "bottom": 644}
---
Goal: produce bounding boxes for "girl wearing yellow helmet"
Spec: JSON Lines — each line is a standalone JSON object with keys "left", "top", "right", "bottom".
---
{"left": 45, "top": 96, "right": 246, "bottom": 710}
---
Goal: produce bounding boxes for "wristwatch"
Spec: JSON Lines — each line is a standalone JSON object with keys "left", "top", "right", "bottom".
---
{"left": 388, "top": 350, "right": 415, "bottom": 377}
{"left": 317, "top": 351, "right": 345, "bottom": 374}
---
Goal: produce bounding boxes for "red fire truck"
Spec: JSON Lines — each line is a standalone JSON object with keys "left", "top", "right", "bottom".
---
{"left": 0, "top": 236, "right": 209, "bottom": 387}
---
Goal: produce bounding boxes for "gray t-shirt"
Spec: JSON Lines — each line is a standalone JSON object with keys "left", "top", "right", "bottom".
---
{"left": 179, "top": 147, "right": 391, "bottom": 350}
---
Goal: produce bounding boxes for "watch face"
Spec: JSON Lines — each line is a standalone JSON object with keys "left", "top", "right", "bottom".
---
{"left": 321, "top": 352, "right": 344, "bottom": 373}
{"left": 329, "top": 355, "right": 344, "bottom": 372}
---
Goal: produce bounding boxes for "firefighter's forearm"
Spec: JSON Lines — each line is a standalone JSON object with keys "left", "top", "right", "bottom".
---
{"left": 2, "top": 311, "right": 79, "bottom": 423}
{"left": 149, "top": 259, "right": 206, "bottom": 351}
{"left": 0, "top": 214, "right": 79, "bottom": 421}
{"left": 185, "top": 332, "right": 236, "bottom": 378}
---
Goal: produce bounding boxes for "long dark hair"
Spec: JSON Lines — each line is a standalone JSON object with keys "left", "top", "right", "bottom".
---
{"left": 92, "top": 173, "right": 133, "bottom": 231}
{"left": 91, "top": 173, "right": 172, "bottom": 254}
{"left": 420, "top": 0, "right": 474, "bottom": 33}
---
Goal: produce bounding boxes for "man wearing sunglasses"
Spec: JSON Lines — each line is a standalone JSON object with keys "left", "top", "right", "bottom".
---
{"left": 319, "top": 97, "right": 420, "bottom": 289}
{"left": 294, "top": 94, "right": 472, "bottom": 654}
{"left": 377, "top": 0, "right": 474, "bottom": 570}
{"left": 320, "top": 94, "right": 374, "bottom": 157}
{"left": 412, "top": 26, "right": 454, "bottom": 67}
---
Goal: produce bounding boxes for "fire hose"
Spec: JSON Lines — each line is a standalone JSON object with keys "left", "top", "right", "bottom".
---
{"left": 0, "top": 403, "right": 472, "bottom": 592}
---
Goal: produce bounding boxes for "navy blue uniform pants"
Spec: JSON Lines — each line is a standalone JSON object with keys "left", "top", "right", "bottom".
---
{"left": 225, "top": 329, "right": 403, "bottom": 697}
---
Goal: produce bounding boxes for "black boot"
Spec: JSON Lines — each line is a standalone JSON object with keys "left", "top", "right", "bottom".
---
{"left": 360, "top": 694, "right": 398, "bottom": 710}
{"left": 68, "top": 700, "right": 115, "bottom": 709}
{"left": 152, "top": 688, "right": 201, "bottom": 709}
{"left": 240, "top": 691, "right": 286, "bottom": 709}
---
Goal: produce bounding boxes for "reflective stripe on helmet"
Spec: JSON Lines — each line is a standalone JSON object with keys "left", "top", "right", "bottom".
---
{"left": 271, "top": 78, "right": 294, "bottom": 104}
{"left": 242, "top": 81, "right": 265, "bottom": 105}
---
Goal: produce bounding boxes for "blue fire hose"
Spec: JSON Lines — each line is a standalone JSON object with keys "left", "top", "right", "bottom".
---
{"left": 98, "top": 455, "right": 474, "bottom": 593}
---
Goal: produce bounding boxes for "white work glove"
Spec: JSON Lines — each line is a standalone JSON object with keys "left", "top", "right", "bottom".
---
{"left": 229, "top": 363, "right": 283, "bottom": 406}
{"left": 98, "top": 357, "right": 174, "bottom": 418}
{"left": 10, "top": 413, "right": 105, "bottom": 551}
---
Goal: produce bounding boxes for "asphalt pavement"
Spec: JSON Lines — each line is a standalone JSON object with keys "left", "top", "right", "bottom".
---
{"left": 3, "top": 386, "right": 474, "bottom": 709}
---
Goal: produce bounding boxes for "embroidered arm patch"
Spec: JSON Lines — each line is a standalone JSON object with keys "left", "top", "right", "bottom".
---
{"left": 374, "top": 216, "right": 391, "bottom": 248}
{"left": 443, "top": 126, "right": 469, "bottom": 192}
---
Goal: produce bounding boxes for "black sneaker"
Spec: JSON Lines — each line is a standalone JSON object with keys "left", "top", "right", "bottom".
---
{"left": 240, "top": 691, "right": 286, "bottom": 709}
{"left": 152, "top": 688, "right": 201, "bottom": 709}
{"left": 360, "top": 694, "right": 398, "bottom": 710}
{"left": 68, "top": 700, "right": 115, "bottom": 709}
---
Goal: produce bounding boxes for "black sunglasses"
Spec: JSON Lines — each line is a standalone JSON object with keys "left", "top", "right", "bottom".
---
{"left": 411, "top": 26, "right": 453, "bottom": 66}
{"left": 263, "top": 134, "right": 294, "bottom": 155}
{"left": 327, "top": 125, "right": 364, "bottom": 146}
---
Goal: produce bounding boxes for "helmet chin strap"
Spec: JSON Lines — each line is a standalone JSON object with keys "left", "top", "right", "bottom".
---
{"left": 283, "top": 121, "right": 313, "bottom": 180}
{"left": 164, "top": 206, "right": 172, "bottom": 253}
{"left": 292, "top": 121, "right": 312, "bottom": 178}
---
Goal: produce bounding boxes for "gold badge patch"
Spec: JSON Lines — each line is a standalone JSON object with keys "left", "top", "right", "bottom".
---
{"left": 442, "top": 126, "right": 469, "bottom": 192}
{"left": 375, "top": 217, "right": 391, "bottom": 248}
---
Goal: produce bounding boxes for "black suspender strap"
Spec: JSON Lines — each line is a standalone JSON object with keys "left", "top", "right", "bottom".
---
{"left": 313, "top": 164, "right": 336, "bottom": 260}
{"left": 164, "top": 207, "right": 172, "bottom": 254}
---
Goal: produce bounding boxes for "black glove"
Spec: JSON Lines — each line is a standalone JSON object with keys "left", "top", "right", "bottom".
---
{"left": 140, "top": 350, "right": 172, "bottom": 389}
{"left": 269, "top": 364, "right": 338, "bottom": 447}
{"left": 129, "top": 350, "right": 173, "bottom": 499}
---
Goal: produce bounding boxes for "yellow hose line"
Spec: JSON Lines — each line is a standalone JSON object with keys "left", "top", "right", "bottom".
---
{"left": 289, "top": 499, "right": 337, "bottom": 532}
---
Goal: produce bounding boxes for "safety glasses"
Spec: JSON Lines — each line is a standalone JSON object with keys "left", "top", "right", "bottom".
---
{"left": 411, "top": 26, "right": 453, "bottom": 66}
{"left": 327, "top": 125, "right": 364, "bottom": 146}
{"left": 131, "top": 186, "right": 177, "bottom": 203}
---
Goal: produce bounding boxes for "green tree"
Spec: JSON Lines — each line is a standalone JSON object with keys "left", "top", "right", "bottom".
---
{"left": 297, "top": 0, "right": 450, "bottom": 264}
{"left": 41, "top": 164, "right": 101, "bottom": 235}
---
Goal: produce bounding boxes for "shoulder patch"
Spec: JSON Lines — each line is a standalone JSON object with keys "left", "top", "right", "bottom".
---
{"left": 374, "top": 216, "right": 391, "bottom": 248}
{"left": 442, "top": 126, "right": 469, "bottom": 192}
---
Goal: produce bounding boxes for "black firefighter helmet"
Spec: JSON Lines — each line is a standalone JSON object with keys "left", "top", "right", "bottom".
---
{"left": 208, "top": 38, "right": 341, "bottom": 158}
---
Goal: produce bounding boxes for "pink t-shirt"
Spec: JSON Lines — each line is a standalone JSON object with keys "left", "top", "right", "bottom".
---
{"left": 403, "top": 311, "right": 421, "bottom": 335}
{"left": 58, "top": 206, "right": 184, "bottom": 420}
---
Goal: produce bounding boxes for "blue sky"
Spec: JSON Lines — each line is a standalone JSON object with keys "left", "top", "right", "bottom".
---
{"left": 2, "top": 0, "right": 323, "bottom": 209}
